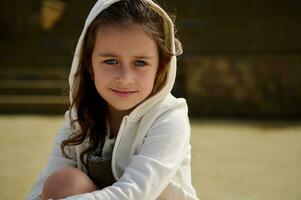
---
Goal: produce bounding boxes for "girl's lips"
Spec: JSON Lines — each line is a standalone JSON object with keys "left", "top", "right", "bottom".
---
{"left": 110, "top": 89, "right": 137, "bottom": 97}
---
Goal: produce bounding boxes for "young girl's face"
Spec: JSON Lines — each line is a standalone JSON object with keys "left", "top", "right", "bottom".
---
{"left": 91, "top": 23, "right": 159, "bottom": 112}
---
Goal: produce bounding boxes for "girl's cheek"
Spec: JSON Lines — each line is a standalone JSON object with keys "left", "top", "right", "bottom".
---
{"left": 95, "top": 67, "right": 111, "bottom": 76}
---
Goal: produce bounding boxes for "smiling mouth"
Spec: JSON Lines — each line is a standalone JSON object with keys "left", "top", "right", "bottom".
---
{"left": 110, "top": 89, "right": 137, "bottom": 96}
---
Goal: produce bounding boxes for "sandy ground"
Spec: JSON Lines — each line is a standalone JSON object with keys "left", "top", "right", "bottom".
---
{"left": 0, "top": 115, "right": 300, "bottom": 200}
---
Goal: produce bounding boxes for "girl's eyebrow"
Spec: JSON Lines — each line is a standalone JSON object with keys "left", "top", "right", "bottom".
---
{"left": 97, "top": 52, "right": 154, "bottom": 60}
{"left": 97, "top": 52, "right": 118, "bottom": 57}
{"left": 135, "top": 55, "right": 154, "bottom": 60}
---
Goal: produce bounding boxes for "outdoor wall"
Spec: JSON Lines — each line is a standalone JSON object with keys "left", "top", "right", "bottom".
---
{"left": 0, "top": 0, "right": 94, "bottom": 114}
{"left": 171, "top": 0, "right": 301, "bottom": 118}
{"left": 180, "top": 55, "right": 301, "bottom": 118}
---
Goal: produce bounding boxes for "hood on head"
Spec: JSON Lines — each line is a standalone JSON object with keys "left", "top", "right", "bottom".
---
{"left": 68, "top": 0, "right": 177, "bottom": 119}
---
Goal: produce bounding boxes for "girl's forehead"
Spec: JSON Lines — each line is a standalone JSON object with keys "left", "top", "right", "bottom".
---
{"left": 95, "top": 23, "right": 155, "bottom": 45}
{"left": 93, "top": 23, "right": 159, "bottom": 58}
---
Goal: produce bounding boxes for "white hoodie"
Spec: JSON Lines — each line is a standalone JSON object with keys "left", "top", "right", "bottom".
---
{"left": 27, "top": 0, "right": 199, "bottom": 199}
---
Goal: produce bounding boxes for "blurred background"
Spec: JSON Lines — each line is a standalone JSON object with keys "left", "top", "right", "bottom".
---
{"left": 0, "top": 0, "right": 300, "bottom": 199}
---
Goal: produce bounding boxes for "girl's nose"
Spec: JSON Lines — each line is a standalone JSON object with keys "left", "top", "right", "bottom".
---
{"left": 116, "top": 67, "right": 134, "bottom": 85}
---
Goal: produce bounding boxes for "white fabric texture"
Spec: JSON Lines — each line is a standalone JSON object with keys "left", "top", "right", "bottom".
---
{"left": 26, "top": 0, "right": 199, "bottom": 199}
{"left": 101, "top": 132, "right": 116, "bottom": 159}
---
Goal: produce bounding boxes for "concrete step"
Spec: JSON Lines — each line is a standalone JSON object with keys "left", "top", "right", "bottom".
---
{"left": 0, "top": 95, "right": 69, "bottom": 114}
{"left": 0, "top": 66, "right": 69, "bottom": 114}
{"left": 0, "top": 80, "right": 68, "bottom": 95}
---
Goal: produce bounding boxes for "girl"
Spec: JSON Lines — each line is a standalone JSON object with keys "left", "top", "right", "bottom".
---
{"left": 27, "top": 0, "right": 199, "bottom": 199}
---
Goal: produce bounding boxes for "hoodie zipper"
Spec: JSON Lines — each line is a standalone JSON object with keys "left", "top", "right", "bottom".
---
{"left": 111, "top": 115, "right": 128, "bottom": 180}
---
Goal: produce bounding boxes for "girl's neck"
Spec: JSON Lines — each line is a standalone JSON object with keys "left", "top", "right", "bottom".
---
{"left": 107, "top": 107, "right": 131, "bottom": 138}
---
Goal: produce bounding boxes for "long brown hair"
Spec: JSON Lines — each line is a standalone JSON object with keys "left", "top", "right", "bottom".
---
{"left": 61, "top": 0, "right": 182, "bottom": 168}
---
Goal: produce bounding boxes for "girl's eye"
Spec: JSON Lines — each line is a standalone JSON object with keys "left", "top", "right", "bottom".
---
{"left": 134, "top": 60, "right": 147, "bottom": 67}
{"left": 104, "top": 59, "right": 118, "bottom": 65}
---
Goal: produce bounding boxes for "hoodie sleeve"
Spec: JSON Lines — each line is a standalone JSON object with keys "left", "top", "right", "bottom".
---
{"left": 64, "top": 105, "right": 192, "bottom": 200}
{"left": 26, "top": 111, "right": 77, "bottom": 200}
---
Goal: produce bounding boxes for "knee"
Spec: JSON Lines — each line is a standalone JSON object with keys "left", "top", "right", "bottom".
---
{"left": 42, "top": 167, "right": 96, "bottom": 200}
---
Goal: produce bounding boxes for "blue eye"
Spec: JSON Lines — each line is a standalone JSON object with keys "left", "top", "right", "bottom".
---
{"left": 104, "top": 59, "right": 118, "bottom": 65}
{"left": 134, "top": 60, "right": 147, "bottom": 67}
